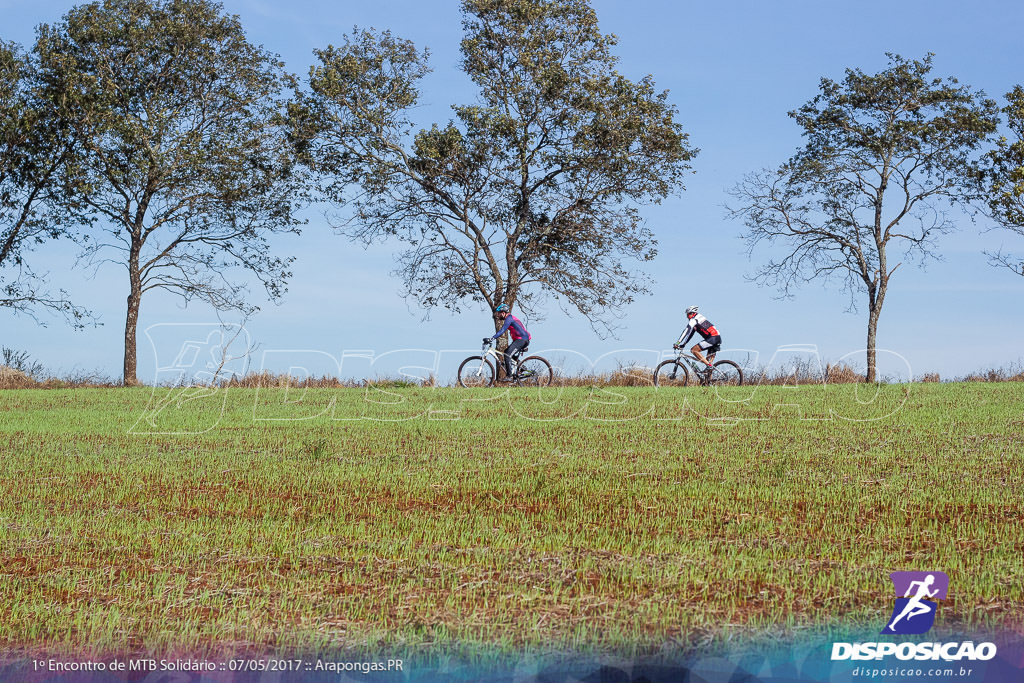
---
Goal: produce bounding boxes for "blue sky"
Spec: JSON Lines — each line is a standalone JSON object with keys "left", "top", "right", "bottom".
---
{"left": 3, "top": 0, "right": 1024, "bottom": 382}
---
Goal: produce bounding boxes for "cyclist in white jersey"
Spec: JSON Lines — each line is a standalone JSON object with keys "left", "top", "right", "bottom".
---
{"left": 674, "top": 305, "right": 722, "bottom": 369}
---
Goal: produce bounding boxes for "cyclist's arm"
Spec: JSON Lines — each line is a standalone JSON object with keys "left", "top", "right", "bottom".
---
{"left": 675, "top": 320, "right": 695, "bottom": 347}
{"left": 491, "top": 317, "right": 513, "bottom": 340}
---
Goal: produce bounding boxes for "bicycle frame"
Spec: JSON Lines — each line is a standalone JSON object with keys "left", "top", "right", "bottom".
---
{"left": 474, "top": 340, "right": 520, "bottom": 377}
{"left": 655, "top": 348, "right": 743, "bottom": 388}
{"left": 656, "top": 350, "right": 715, "bottom": 386}
{"left": 675, "top": 352, "right": 708, "bottom": 374}
{"left": 458, "top": 339, "right": 553, "bottom": 389}
{"left": 674, "top": 352, "right": 712, "bottom": 375}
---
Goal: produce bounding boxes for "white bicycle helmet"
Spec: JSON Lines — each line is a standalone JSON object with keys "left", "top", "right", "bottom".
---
{"left": 685, "top": 305, "right": 699, "bottom": 316}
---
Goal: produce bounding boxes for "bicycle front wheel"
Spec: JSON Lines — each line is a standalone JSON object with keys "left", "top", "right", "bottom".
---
{"left": 653, "top": 359, "right": 690, "bottom": 387}
{"left": 457, "top": 356, "right": 495, "bottom": 388}
{"left": 707, "top": 360, "right": 743, "bottom": 387}
{"left": 515, "top": 356, "right": 553, "bottom": 387}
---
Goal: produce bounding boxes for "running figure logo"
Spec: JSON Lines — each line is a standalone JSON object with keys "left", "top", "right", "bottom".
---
{"left": 882, "top": 571, "right": 950, "bottom": 635}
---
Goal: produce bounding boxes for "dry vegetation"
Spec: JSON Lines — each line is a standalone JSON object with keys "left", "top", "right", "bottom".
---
{"left": 4, "top": 338, "right": 1024, "bottom": 393}
{"left": 6, "top": 360, "right": 1023, "bottom": 391}
{"left": 0, "top": 366, "right": 119, "bottom": 390}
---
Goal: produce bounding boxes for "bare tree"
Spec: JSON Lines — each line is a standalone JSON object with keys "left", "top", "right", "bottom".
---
{"left": 729, "top": 54, "right": 998, "bottom": 382}
{"left": 35, "top": 0, "right": 306, "bottom": 385}
{"left": 291, "top": 0, "right": 695, "bottom": 345}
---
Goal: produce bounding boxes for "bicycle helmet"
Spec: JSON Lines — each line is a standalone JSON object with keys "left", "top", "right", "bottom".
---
{"left": 685, "top": 305, "right": 699, "bottom": 316}
{"left": 495, "top": 303, "right": 510, "bottom": 314}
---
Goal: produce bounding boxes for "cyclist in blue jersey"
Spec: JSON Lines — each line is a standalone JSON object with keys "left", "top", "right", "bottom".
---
{"left": 485, "top": 303, "right": 532, "bottom": 381}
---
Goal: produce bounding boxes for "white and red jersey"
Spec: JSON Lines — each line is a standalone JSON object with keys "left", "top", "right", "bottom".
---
{"left": 676, "top": 313, "right": 719, "bottom": 346}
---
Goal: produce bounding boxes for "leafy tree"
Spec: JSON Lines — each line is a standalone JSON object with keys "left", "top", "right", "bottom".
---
{"left": 984, "top": 86, "right": 1024, "bottom": 275}
{"left": 34, "top": 0, "right": 305, "bottom": 385}
{"left": 291, "top": 0, "right": 695, "bottom": 347}
{"left": 0, "top": 41, "right": 90, "bottom": 327}
{"left": 728, "top": 54, "right": 998, "bottom": 382}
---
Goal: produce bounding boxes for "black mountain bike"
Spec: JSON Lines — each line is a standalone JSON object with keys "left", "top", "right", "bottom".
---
{"left": 457, "top": 339, "right": 553, "bottom": 388}
{"left": 653, "top": 351, "right": 743, "bottom": 387}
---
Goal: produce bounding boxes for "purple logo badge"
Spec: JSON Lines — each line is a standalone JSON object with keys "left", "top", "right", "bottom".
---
{"left": 881, "top": 571, "right": 949, "bottom": 635}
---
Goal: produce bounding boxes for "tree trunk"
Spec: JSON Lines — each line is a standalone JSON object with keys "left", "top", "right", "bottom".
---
{"left": 493, "top": 317, "right": 509, "bottom": 379}
{"left": 865, "top": 306, "right": 880, "bottom": 383}
{"left": 123, "top": 250, "right": 143, "bottom": 386}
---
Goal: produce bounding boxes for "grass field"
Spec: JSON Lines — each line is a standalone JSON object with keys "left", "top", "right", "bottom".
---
{"left": 1, "top": 382, "right": 1022, "bottom": 659}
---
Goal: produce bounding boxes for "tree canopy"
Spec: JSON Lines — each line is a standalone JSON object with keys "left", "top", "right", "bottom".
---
{"left": 729, "top": 54, "right": 998, "bottom": 382}
{"left": 984, "top": 85, "right": 1024, "bottom": 275}
{"left": 292, "top": 0, "right": 695, "bottom": 338}
{"left": 35, "top": 0, "right": 306, "bottom": 384}
{"left": 0, "top": 40, "right": 90, "bottom": 327}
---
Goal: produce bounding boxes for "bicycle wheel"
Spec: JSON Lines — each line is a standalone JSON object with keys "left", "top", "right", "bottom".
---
{"left": 457, "top": 356, "right": 495, "bottom": 388}
{"left": 515, "top": 356, "right": 553, "bottom": 387}
{"left": 653, "top": 359, "right": 690, "bottom": 387}
{"left": 707, "top": 360, "right": 743, "bottom": 387}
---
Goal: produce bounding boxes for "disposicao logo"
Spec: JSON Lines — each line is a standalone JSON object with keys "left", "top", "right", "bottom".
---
{"left": 882, "top": 571, "right": 949, "bottom": 635}
{"left": 831, "top": 570, "right": 998, "bottom": 662}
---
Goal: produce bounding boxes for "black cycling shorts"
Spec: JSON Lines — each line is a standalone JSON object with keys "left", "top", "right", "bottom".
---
{"left": 697, "top": 335, "right": 722, "bottom": 354}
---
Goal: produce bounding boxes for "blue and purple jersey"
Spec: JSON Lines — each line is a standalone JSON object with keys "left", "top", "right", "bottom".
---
{"left": 492, "top": 314, "right": 531, "bottom": 342}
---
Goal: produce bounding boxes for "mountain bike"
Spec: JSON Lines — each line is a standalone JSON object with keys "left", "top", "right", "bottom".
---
{"left": 653, "top": 349, "right": 743, "bottom": 387}
{"left": 457, "top": 339, "right": 553, "bottom": 388}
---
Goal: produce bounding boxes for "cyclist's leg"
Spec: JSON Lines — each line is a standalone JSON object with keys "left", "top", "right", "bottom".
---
{"left": 705, "top": 337, "right": 722, "bottom": 365}
{"left": 694, "top": 337, "right": 721, "bottom": 368}
{"left": 691, "top": 342, "right": 710, "bottom": 367}
{"left": 504, "top": 338, "right": 527, "bottom": 377}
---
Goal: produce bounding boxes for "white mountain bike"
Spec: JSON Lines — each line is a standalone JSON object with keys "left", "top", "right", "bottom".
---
{"left": 457, "top": 339, "right": 553, "bottom": 387}
{"left": 653, "top": 350, "right": 744, "bottom": 387}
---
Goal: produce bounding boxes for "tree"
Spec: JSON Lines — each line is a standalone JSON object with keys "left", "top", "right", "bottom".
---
{"left": 0, "top": 41, "right": 90, "bottom": 327}
{"left": 34, "top": 0, "right": 305, "bottom": 385}
{"left": 291, "top": 0, "right": 695, "bottom": 349}
{"left": 728, "top": 54, "right": 998, "bottom": 382}
{"left": 983, "top": 86, "right": 1024, "bottom": 275}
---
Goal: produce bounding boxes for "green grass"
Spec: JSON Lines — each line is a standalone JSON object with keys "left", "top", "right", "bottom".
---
{"left": 0, "top": 382, "right": 1022, "bottom": 658}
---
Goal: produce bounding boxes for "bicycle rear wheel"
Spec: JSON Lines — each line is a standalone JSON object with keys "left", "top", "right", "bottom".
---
{"left": 653, "top": 359, "right": 690, "bottom": 387}
{"left": 707, "top": 360, "right": 743, "bottom": 387}
{"left": 457, "top": 356, "right": 495, "bottom": 388}
{"left": 515, "top": 356, "right": 553, "bottom": 387}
